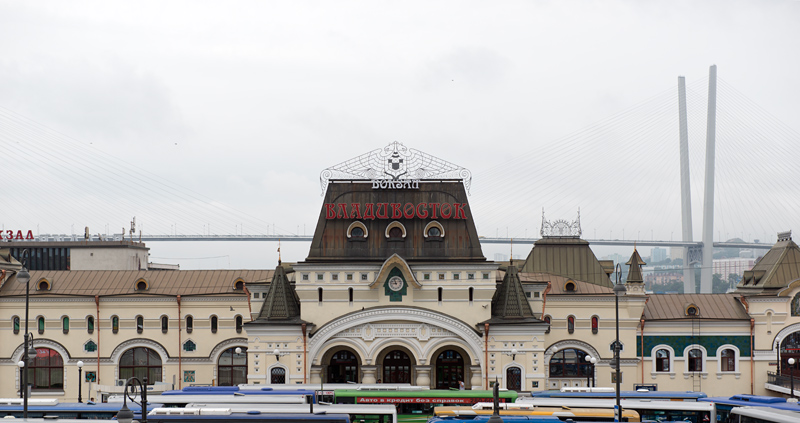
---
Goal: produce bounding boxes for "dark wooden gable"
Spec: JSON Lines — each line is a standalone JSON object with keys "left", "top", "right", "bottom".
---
{"left": 306, "top": 180, "right": 485, "bottom": 262}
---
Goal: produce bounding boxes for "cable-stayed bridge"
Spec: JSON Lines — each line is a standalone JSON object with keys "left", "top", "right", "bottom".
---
{"left": 2, "top": 66, "right": 798, "bottom": 292}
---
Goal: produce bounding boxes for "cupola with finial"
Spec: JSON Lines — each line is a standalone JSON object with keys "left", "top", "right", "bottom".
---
{"left": 625, "top": 244, "right": 647, "bottom": 296}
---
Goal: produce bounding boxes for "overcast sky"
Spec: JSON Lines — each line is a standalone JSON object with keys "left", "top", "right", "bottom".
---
{"left": 1, "top": 1, "right": 799, "bottom": 269}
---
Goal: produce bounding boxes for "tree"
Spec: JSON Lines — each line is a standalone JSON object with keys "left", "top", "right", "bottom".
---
{"left": 712, "top": 273, "right": 730, "bottom": 293}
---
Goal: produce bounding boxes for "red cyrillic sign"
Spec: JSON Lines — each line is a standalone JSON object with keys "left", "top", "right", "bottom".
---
{"left": 324, "top": 203, "right": 468, "bottom": 220}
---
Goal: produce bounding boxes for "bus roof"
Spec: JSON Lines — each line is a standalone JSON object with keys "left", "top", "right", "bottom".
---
{"left": 526, "top": 389, "right": 706, "bottom": 400}
{"left": 333, "top": 389, "right": 516, "bottom": 398}
{"left": 731, "top": 406, "right": 800, "bottom": 423}
{"left": 701, "top": 395, "right": 800, "bottom": 412}
{"left": 163, "top": 387, "right": 317, "bottom": 395}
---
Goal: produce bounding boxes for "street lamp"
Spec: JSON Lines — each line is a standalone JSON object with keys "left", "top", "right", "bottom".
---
{"left": 274, "top": 348, "right": 287, "bottom": 361}
{"left": 16, "top": 249, "right": 33, "bottom": 419}
{"left": 613, "top": 263, "right": 627, "bottom": 422}
{"left": 789, "top": 358, "right": 796, "bottom": 400}
{"left": 585, "top": 356, "right": 597, "bottom": 388}
{"left": 117, "top": 377, "right": 148, "bottom": 423}
{"left": 77, "top": 361, "right": 84, "bottom": 403}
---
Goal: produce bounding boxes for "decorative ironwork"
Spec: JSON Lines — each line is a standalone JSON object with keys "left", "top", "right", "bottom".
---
{"left": 319, "top": 141, "right": 472, "bottom": 195}
{"left": 540, "top": 209, "right": 582, "bottom": 238}
{"left": 688, "top": 246, "right": 703, "bottom": 265}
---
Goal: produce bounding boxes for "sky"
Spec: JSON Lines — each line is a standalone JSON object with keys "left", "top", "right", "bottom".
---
{"left": 1, "top": 1, "right": 799, "bottom": 269}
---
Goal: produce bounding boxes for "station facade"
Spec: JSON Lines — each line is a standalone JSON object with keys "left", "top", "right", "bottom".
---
{"left": 3, "top": 142, "right": 800, "bottom": 400}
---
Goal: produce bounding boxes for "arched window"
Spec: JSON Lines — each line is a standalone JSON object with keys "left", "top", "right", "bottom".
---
{"left": 218, "top": 347, "right": 247, "bottom": 386}
{"left": 318, "top": 288, "right": 323, "bottom": 304}
{"left": 235, "top": 316, "right": 243, "bottom": 334}
{"left": 656, "top": 349, "right": 670, "bottom": 372}
{"left": 38, "top": 280, "right": 50, "bottom": 291}
{"left": 427, "top": 226, "right": 441, "bottom": 237}
{"left": 347, "top": 221, "right": 368, "bottom": 240}
{"left": 120, "top": 347, "right": 162, "bottom": 383}
{"left": 136, "top": 280, "right": 147, "bottom": 291}
{"left": 234, "top": 280, "right": 244, "bottom": 291}
{"left": 62, "top": 316, "right": 69, "bottom": 334}
{"left": 721, "top": 348, "right": 736, "bottom": 372}
{"left": 435, "top": 350, "right": 464, "bottom": 389}
{"left": 186, "top": 316, "right": 193, "bottom": 334}
{"left": 112, "top": 316, "right": 119, "bottom": 334}
{"left": 13, "top": 316, "right": 20, "bottom": 335}
{"left": 424, "top": 221, "right": 445, "bottom": 239}
{"left": 136, "top": 316, "right": 144, "bottom": 334}
{"left": 327, "top": 350, "right": 359, "bottom": 383}
{"left": 348, "top": 287, "right": 354, "bottom": 304}
{"left": 791, "top": 293, "right": 800, "bottom": 316}
{"left": 27, "top": 348, "right": 63, "bottom": 390}
{"left": 87, "top": 316, "right": 94, "bottom": 334}
{"left": 506, "top": 366, "right": 522, "bottom": 391}
{"left": 591, "top": 316, "right": 599, "bottom": 335}
{"left": 438, "top": 287, "right": 443, "bottom": 302}
{"left": 688, "top": 348, "right": 703, "bottom": 372}
{"left": 544, "top": 316, "right": 551, "bottom": 334}
{"left": 38, "top": 316, "right": 45, "bottom": 334}
{"left": 161, "top": 316, "right": 169, "bottom": 333}
{"left": 567, "top": 316, "right": 575, "bottom": 334}
{"left": 550, "top": 348, "right": 591, "bottom": 378}
{"left": 383, "top": 350, "right": 411, "bottom": 383}
{"left": 211, "top": 316, "right": 218, "bottom": 333}
{"left": 469, "top": 287, "right": 474, "bottom": 303}
{"left": 350, "top": 226, "right": 365, "bottom": 238}
{"left": 565, "top": 281, "right": 576, "bottom": 292}
{"left": 270, "top": 367, "right": 286, "bottom": 384}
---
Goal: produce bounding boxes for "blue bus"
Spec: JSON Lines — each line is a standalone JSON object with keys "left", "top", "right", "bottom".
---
{"left": 526, "top": 387, "right": 707, "bottom": 401}
{"left": 0, "top": 399, "right": 160, "bottom": 420}
{"left": 700, "top": 395, "right": 800, "bottom": 422}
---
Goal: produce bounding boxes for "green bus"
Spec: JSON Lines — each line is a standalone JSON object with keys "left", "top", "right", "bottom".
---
{"left": 328, "top": 389, "right": 518, "bottom": 423}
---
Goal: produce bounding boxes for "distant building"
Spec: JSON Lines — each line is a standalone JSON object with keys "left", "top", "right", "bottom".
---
{"left": 651, "top": 247, "right": 667, "bottom": 263}
{"left": 713, "top": 257, "right": 756, "bottom": 279}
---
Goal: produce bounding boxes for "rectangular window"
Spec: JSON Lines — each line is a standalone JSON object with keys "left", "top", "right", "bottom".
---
{"left": 317, "top": 274, "right": 324, "bottom": 281}
{"left": 302, "top": 274, "right": 309, "bottom": 281}
{"left": 346, "top": 273, "right": 353, "bottom": 281}
{"left": 253, "top": 292, "right": 259, "bottom": 299}
{"left": 424, "top": 273, "right": 430, "bottom": 280}
{"left": 453, "top": 274, "right": 460, "bottom": 280}
{"left": 468, "top": 273, "right": 474, "bottom": 280}
{"left": 526, "top": 292, "right": 531, "bottom": 298}
{"left": 534, "top": 292, "right": 540, "bottom": 298}
{"left": 332, "top": 274, "right": 339, "bottom": 281}
{"left": 361, "top": 273, "right": 368, "bottom": 281}
{"left": 483, "top": 273, "right": 490, "bottom": 280}
{"left": 439, "top": 273, "right": 445, "bottom": 280}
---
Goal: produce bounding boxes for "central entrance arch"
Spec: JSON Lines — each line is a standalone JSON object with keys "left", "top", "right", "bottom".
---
{"left": 378, "top": 347, "right": 415, "bottom": 383}
{"left": 430, "top": 345, "right": 471, "bottom": 389}
{"left": 323, "top": 347, "right": 361, "bottom": 383}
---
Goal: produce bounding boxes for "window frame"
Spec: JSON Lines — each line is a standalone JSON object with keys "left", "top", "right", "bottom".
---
{"left": 210, "top": 315, "right": 218, "bottom": 333}
{"left": 567, "top": 315, "right": 575, "bottom": 334}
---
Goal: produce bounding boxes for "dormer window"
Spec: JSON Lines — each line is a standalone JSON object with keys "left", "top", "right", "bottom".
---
{"left": 234, "top": 280, "right": 245, "bottom": 291}
{"left": 347, "top": 221, "right": 368, "bottom": 241}
{"left": 565, "top": 280, "right": 576, "bottom": 292}
{"left": 135, "top": 278, "right": 149, "bottom": 291}
{"left": 424, "top": 221, "right": 445, "bottom": 241}
{"left": 37, "top": 278, "right": 51, "bottom": 291}
{"left": 686, "top": 305, "right": 699, "bottom": 316}
{"left": 385, "top": 221, "right": 406, "bottom": 240}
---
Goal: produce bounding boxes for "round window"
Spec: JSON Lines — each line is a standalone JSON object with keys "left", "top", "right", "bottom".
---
{"left": 427, "top": 227, "right": 441, "bottom": 237}
{"left": 687, "top": 306, "right": 698, "bottom": 316}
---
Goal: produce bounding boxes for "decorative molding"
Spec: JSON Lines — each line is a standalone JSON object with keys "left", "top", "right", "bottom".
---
{"left": 540, "top": 209, "right": 581, "bottom": 238}
{"left": 109, "top": 338, "right": 170, "bottom": 363}
{"left": 332, "top": 323, "right": 455, "bottom": 342}
{"left": 319, "top": 141, "right": 472, "bottom": 195}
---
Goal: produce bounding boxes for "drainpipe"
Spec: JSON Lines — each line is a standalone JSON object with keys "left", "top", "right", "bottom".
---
{"left": 541, "top": 282, "right": 552, "bottom": 316}
{"left": 243, "top": 286, "right": 253, "bottom": 321}
{"left": 177, "top": 295, "right": 182, "bottom": 389}
{"left": 741, "top": 296, "right": 754, "bottom": 395}
{"left": 302, "top": 324, "right": 308, "bottom": 383}
{"left": 484, "top": 323, "right": 490, "bottom": 390}
{"left": 640, "top": 318, "right": 645, "bottom": 384}
{"left": 95, "top": 296, "right": 100, "bottom": 388}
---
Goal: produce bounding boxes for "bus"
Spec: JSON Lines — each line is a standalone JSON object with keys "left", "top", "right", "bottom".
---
{"left": 429, "top": 417, "right": 609, "bottom": 423}
{"left": 329, "top": 389, "right": 517, "bottom": 422}
{"left": 526, "top": 387, "right": 707, "bottom": 401}
{"left": 0, "top": 398, "right": 159, "bottom": 420}
{"left": 515, "top": 397, "right": 715, "bottom": 423}
{"left": 148, "top": 409, "right": 352, "bottom": 423}
{"left": 149, "top": 386, "right": 317, "bottom": 406}
{"left": 728, "top": 406, "right": 800, "bottom": 423}
{"left": 700, "top": 395, "right": 800, "bottom": 422}
{"left": 433, "top": 402, "right": 641, "bottom": 422}
{"left": 180, "top": 403, "right": 398, "bottom": 423}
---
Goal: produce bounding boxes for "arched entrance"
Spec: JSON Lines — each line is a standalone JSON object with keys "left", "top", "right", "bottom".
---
{"left": 218, "top": 347, "right": 247, "bottom": 386}
{"left": 506, "top": 367, "right": 522, "bottom": 391}
{"left": 780, "top": 332, "right": 800, "bottom": 376}
{"left": 120, "top": 347, "right": 162, "bottom": 383}
{"left": 549, "top": 347, "right": 593, "bottom": 382}
{"left": 435, "top": 350, "right": 464, "bottom": 389}
{"left": 380, "top": 349, "right": 412, "bottom": 383}
{"left": 327, "top": 349, "right": 360, "bottom": 383}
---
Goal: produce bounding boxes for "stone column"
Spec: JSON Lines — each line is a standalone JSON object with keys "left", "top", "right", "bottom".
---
{"left": 414, "top": 365, "right": 431, "bottom": 387}
{"left": 310, "top": 365, "right": 323, "bottom": 384}
{"left": 361, "top": 365, "right": 378, "bottom": 384}
{"left": 469, "top": 365, "right": 483, "bottom": 390}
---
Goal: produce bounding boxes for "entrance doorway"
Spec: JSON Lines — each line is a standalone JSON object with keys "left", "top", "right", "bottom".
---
{"left": 780, "top": 332, "right": 800, "bottom": 376}
{"left": 435, "top": 350, "right": 464, "bottom": 389}
{"left": 327, "top": 350, "right": 359, "bottom": 383}
{"left": 382, "top": 350, "right": 411, "bottom": 383}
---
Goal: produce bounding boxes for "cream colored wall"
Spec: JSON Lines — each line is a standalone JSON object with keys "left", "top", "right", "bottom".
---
{"left": 70, "top": 248, "right": 150, "bottom": 271}
{"left": 747, "top": 287, "right": 800, "bottom": 396}
{"left": 0, "top": 295, "right": 249, "bottom": 401}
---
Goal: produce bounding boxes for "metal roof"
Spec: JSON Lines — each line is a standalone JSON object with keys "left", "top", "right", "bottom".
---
{"left": 737, "top": 236, "right": 800, "bottom": 293}
{"left": 519, "top": 237, "right": 613, "bottom": 288}
{"left": 518, "top": 272, "right": 614, "bottom": 295}
{"left": 0, "top": 269, "right": 272, "bottom": 297}
{"left": 643, "top": 294, "right": 750, "bottom": 320}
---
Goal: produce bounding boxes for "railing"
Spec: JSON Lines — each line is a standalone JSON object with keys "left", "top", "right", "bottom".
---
{"left": 767, "top": 371, "right": 800, "bottom": 389}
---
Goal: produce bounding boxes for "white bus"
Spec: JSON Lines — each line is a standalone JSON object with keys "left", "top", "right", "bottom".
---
{"left": 516, "top": 397, "right": 715, "bottom": 423}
